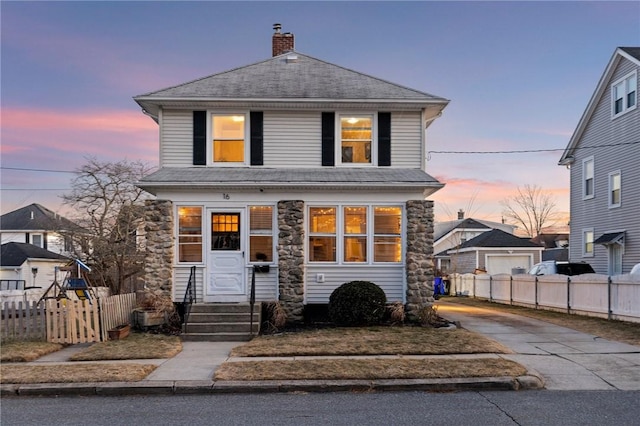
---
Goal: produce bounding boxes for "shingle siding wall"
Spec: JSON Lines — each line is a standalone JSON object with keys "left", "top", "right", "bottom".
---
{"left": 569, "top": 57, "right": 640, "bottom": 274}
{"left": 159, "top": 110, "right": 424, "bottom": 168}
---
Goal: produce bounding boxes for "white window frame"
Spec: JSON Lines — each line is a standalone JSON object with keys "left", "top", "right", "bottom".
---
{"left": 582, "top": 156, "right": 594, "bottom": 200}
{"left": 611, "top": 71, "right": 637, "bottom": 118}
{"left": 30, "top": 233, "right": 44, "bottom": 248}
{"left": 582, "top": 228, "right": 594, "bottom": 257}
{"left": 337, "top": 113, "right": 377, "bottom": 167}
{"left": 248, "top": 205, "right": 275, "bottom": 264}
{"left": 608, "top": 170, "right": 621, "bottom": 208}
{"left": 176, "top": 205, "right": 204, "bottom": 264}
{"left": 207, "top": 112, "right": 248, "bottom": 166}
{"left": 307, "top": 204, "right": 403, "bottom": 264}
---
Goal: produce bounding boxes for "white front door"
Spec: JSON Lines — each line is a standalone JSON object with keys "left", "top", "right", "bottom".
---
{"left": 205, "top": 210, "right": 245, "bottom": 302}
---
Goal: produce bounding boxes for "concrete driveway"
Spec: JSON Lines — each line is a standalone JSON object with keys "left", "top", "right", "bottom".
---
{"left": 436, "top": 300, "right": 640, "bottom": 390}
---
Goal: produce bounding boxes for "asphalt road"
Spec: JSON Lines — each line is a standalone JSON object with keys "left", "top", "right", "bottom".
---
{"left": 3, "top": 391, "right": 639, "bottom": 425}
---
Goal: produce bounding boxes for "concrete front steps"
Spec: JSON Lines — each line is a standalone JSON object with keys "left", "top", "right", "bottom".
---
{"left": 181, "top": 303, "right": 261, "bottom": 342}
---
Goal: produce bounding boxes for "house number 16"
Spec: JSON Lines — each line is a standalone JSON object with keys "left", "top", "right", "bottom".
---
{"left": 222, "top": 193, "right": 230, "bottom": 200}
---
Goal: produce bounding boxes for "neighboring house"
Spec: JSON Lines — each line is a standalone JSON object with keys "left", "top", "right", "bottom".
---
{"left": 134, "top": 25, "right": 449, "bottom": 321}
{"left": 0, "top": 204, "right": 85, "bottom": 257}
{"left": 434, "top": 210, "right": 516, "bottom": 275}
{"left": 559, "top": 47, "right": 640, "bottom": 275}
{"left": 530, "top": 232, "right": 569, "bottom": 262}
{"left": 0, "top": 242, "right": 69, "bottom": 290}
{"left": 446, "top": 229, "right": 543, "bottom": 275}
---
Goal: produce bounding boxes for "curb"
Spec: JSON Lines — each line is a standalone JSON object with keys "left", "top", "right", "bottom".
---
{"left": 1, "top": 374, "right": 544, "bottom": 397}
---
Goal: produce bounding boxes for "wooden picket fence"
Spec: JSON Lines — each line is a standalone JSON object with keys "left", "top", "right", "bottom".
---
{"left": 0, "top": 300, "right": 47, "bottom": 341}
{"left": 0, "top": 293, "right": 137, "bottom": 343}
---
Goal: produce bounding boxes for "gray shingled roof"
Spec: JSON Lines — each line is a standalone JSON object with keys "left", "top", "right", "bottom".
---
{"left": 0, "top": 242, "right": 69, "bottom": 267}
{"left": 134, "top": 52, "right": 449, "bottom": 116}
{"left": 137, "top": 167, "right": 443, "bottom": 193}
{"left": 620, "top": 47, "right": 640, "bottom": 60}
{"left": 0, "top": 204, "right": 84, "bottom": 233}
{"left": 457, "top": 229, "right": 542, "bottom": 249}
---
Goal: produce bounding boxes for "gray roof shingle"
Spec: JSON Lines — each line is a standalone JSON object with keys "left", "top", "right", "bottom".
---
{"left": 0, "top": 242, "right": 69, "bottom": 267}
{"left": 0, "top": 204, "right": 84, "bottom": 233}
{"left": 620, "top": 47, "right": 640, "bottom": 61}
{"left": 136, "top": 52, "right": 448, "bottom": 102}
{"left": 137, "top": 167, "right": 443, "bottom": 193}
{"left": 457, "top": 229, "right": 542, "bottom": 249}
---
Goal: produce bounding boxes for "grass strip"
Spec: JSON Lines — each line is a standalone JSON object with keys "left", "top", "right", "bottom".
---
{"left": 1, "top": 341, "right": 64, "bottom": 362}
{"left": 215, "top": 358, "right": 526, "bottom": 381}
{"left": 0, "top": 363, "right": 157, "bottom": 384}
{"left": 232, "top": 327, "right": 511, "bottom": 357}
{"left": 70, "top": 333, "right": 182, "bottom": 361}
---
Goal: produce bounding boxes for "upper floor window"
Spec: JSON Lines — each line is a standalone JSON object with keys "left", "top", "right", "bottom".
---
{"left": 177, "top": 206, "right": 202, "bottom": 262}
{"left": 212, "top": 115, "right": 245, "bottom": 164}
{"left": 612, "top": 71, "right": 637, "bottom": 117}
{"left": 339, "top": 115, "right": 373, "bottom": 165}
{"left": 608, "top": 171, "right": 621, "bottom": 208}
{"left": 249, "top": 206, "right": 273, "bottom": 262}
{"left": 583, "top": 228, "right": 594, "bottom": 257}
{"left": 30, "top": 233, "right": 43, "bottom": 248}
{"left": 582, "top": 156, "right": 594, "bottom": 200}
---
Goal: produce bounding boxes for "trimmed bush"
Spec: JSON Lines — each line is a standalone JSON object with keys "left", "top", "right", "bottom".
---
{"left": 328, "top": 281, "right": 387, "bottom": 326}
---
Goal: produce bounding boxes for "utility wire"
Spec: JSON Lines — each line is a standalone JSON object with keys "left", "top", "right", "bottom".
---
{"left": 0, "top": 166, "right": 76, "bottom": 173}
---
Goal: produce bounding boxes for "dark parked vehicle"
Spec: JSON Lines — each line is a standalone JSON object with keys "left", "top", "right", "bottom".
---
{"left": 528, "top": 261, "right": 595, "bottom": 276}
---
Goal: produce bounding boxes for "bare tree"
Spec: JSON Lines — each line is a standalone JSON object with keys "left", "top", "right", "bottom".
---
{"left": 62, "top": 157, "right": 154, "bottom": 294}
{"left": 500, "top": 184, "right": 558, "bottom": 238}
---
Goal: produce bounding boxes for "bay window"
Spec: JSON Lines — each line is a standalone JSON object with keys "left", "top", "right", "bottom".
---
{"left": 178, "top": 206, "right": 202, "bottom": 262}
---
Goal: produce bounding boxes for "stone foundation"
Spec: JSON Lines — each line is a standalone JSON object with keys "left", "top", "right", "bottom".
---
{"left": 143, "top": 199, "right": 174, "bottom": 298}
{"left": 277, "top": 200, "right": 305, "bottom": 323}
{"left": 405, "top": 200, "right": 435, "bottom": 320}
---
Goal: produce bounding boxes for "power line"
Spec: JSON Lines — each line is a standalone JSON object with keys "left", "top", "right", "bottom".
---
{"left": 427, "top": 140, "right": 640, "bottom": 158}
{"left": 0, "top": 166, "right": 76, "bottom": 173}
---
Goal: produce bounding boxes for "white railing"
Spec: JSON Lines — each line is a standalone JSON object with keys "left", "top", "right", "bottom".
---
{"left": 447, "top": 273, "right": 640, "bottom": 323}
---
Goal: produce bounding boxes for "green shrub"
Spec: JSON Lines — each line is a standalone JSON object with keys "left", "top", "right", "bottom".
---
{"left": 328, "top": 281, "right": 387, "bottom": 326}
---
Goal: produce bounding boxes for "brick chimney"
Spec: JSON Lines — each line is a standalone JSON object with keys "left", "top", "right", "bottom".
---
{"left": 457, "top": 209, "right": 465, "bottom": 220}
{"left": 272, "top": 23, "right": 294, "bottom": 56}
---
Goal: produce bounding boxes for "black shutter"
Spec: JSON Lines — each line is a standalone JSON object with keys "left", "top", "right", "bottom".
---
{"left": 193, "top": 111, "right": 206, "bottom": 165}
{"left": 250, "top": 111, "right": 264, "bottom": 166}
{"left": 378, "top": 112, "right": 391, "bottom": 166}
{"left": 321, "top": 112, "right": 335, "bottom": 166}
{"left": 43, "top": 233, "right": 48, "bottom": 250}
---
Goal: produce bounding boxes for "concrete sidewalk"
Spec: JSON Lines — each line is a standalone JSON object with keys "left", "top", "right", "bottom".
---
{"left": 3, "top": 300, "right": 639, "bottom": 396}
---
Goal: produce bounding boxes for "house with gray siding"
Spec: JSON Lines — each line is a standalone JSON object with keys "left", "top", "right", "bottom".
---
{"left": 559, "top": 47, "right": 640, "bottom": 275}
{"left": 135, "top": 25, "right": 449, "bottom": 327}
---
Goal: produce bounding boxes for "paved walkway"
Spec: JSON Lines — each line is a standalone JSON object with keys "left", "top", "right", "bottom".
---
{"left": 3, "top": 300, "right": 639, "bottom": 396}
{"left": 436, "top": 300, "right": 640, "bottom": 390}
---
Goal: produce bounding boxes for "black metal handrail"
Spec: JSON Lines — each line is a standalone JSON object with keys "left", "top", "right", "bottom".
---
{"left": 249, "top": 266, "right": 257, "bottom": 336}
{"left": 181, "top": 266, "right": 197, "bottom": 333}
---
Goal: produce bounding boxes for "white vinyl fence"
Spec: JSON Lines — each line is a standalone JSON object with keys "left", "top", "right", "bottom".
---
{"left": 448, "top": 273, "right": 640, "bottom": 323}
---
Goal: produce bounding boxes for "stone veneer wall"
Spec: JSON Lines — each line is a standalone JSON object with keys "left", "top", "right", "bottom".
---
{"left": 143, "top": 199, "right": 174, "bottom": 298}
{"left": 405, "top": 200, "right": 435, "bottom": 320}
{"left": 277, "top": 200, "right": 305, "bottom": 323}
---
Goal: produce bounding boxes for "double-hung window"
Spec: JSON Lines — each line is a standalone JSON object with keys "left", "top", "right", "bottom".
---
{"left": 249, "top": 206, "right": 273, "bottom": 262}
{"left": 211, "top": 114, "right": 245, "bottom": 164}
{"left": 609, "top": 171, "right": 621, "bottom": 208}
{"left": 344, "top": 206, "right": 367, "bottom": 262}
{"left": 373, "top": 206, "right": 402, "bottom": 262}
{"left": 582, "top": 156, "right": 594, "bottom": 199}
{"left": 177, "top": 206, "right": 203, "bottom": 262}
{"left": 583, "top": 229, "right": 594, "bottom": 257}
{"left": 309, "top": 207, "right": 337, "bottom": 262}
{"left": 612, "top": 71, "right": 637, "bottom": 117}
{"left": 339, "top": 115, "right": 373, "bottom": 165}
{"left": 30, "top": 233, "right": 43, "bottom": 248}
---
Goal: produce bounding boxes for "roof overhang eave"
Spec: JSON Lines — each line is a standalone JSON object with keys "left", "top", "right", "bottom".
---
{"left": 137, "top": 181, "right": 445, "bottom": 195}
